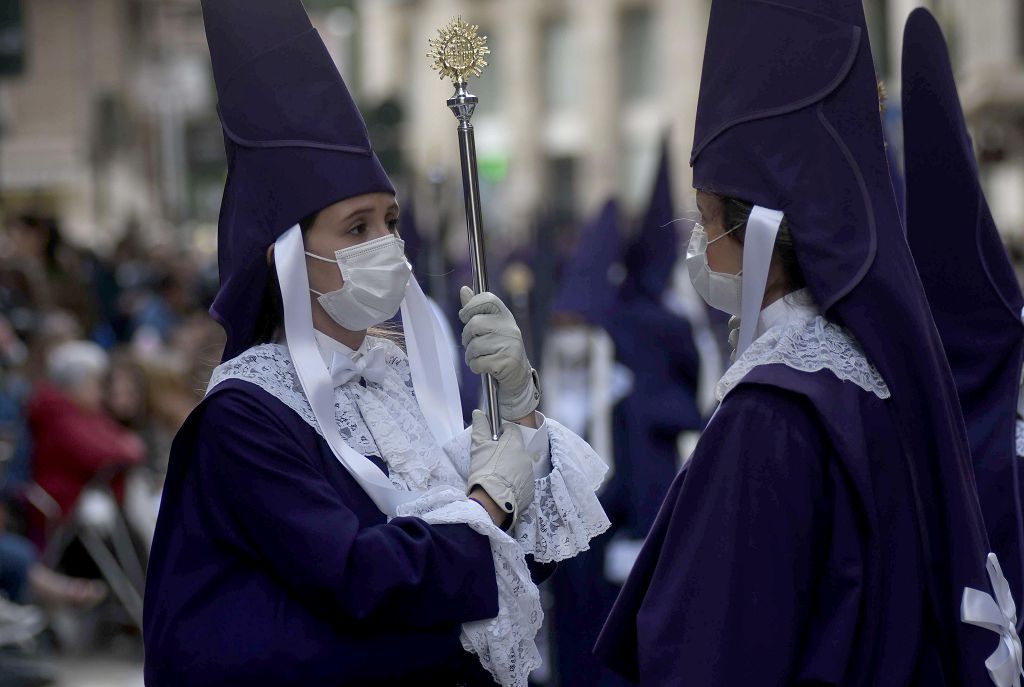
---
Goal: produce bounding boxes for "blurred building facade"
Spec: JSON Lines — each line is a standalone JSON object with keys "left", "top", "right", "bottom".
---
{"left": 354, "top": 0, "right": 1024, "bottom": 243}
{"left": 0, "top": 0, "right": 1019, "bottom": 249}
{"left": 942, "top": 0, "right": 1024, "bottom": 240}
{"left": 356, "top": 0, "right": 708, "bottom": 238}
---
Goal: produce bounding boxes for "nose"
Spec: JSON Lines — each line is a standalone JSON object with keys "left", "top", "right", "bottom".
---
{"left": 367, "top": 220, "right": 392, "bottom": 241}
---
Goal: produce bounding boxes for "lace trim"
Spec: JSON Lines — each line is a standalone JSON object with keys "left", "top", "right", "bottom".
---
{"left": 716, "top": 315, "right": 890, "bottom": 402}
{"left": 396, "top": 486, "right": 542, "bottom": 687}
{"left": 441, "top": 421, "right": 611, "bottom": 564}
{"left": 207, "top": 339, "right": 450, "bottom": 491}
{"left": 208, "top": 339, "right": 608, "bottom": 684}
{"left": 513, "top": 420, "right": 610, "bottom": 563}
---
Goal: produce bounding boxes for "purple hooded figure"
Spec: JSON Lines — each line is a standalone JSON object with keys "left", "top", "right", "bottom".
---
{"left": 903, "top": 7, "right": 1024, "bottom": 633}
{"left": 550, "top": 198, "right": 624, "bottom": 330}
{"left": 544, "top": 199, "right": 636, "bottom": 687}
{"left": 143, "top": 1, "right": 610, "bottom": 685}
{"left": 595, "top": 1, "right": 1019, "bottom": 685}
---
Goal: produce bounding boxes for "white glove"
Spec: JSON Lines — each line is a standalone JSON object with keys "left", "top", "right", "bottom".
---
{"left": 459, "top": 286, "right": 541, "bottom": 421}
{"left": 467, "top": 410, "right": 536, "bottom": 529}
{"left": 728, "top": 315, "right": 741, "bottom": 362}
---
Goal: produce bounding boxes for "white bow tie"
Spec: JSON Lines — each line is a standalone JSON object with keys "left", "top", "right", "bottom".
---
{"left": 329, "top": 345, "right": 390, "bottom": 387}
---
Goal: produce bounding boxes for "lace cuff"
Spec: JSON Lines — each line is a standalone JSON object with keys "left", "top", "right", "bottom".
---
{"left": 512, "top": 419, "right": 611, "bottom": 563}
{"left": 396, "top": 486, "right": 542, "bottom": 687}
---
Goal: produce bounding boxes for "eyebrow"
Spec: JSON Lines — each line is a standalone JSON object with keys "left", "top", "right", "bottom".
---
{"left": 339, "top": 202, "right": 400, "bottom": 224}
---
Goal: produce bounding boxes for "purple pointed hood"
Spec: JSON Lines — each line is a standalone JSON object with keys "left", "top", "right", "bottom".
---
{"left": 691, "top": 0, "right": 993, "bottom": 680}
{"left": 623, "top": 140, "right": 677, "bottom": 301}
{"left": 903, "top": 7, "right": 1024, "bottom": 628}
{"left": 551, "top": 199, "right": 624, "bottom": 328}
{"left": 202, "top": 0, "right": 394, "bottom": 360}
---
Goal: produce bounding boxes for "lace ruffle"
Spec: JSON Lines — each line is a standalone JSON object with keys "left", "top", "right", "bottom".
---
{"left": 209, "top": 339, "right": 608, "bottom": 684}
{"left": 513, "top": 420, "right": 610, "bottom": 563}
{"left": 442, "top": 421, "right": 611, "bottom": 564}
{"left": 207, "top": 339, "right": 451, "bottom": 491}
{"left": 716, "top": 315, "right": 890, "bottom": 402}
{"left": 396, "top": 486, "right": 542, "bottom": 687}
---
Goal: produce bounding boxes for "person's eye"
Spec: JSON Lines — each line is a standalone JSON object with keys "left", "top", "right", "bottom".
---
{"left": 348, "top": 224, "right": 368, "bottom": 236}
{"left": 387, "top": 218, "right": 401, "bottom": 234}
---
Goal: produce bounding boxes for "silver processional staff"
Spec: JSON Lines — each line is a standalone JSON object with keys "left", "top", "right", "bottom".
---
{"left": 427, "top": 17, "right": 502, "bottom": 441}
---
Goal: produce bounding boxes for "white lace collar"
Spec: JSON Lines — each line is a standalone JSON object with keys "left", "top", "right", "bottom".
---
{"left": 717, "top": 293, "right": 890, "bottom": 402}
{"left": 755, "top": 289, "right": 817, "bottom": 338}
{"left": 206, "top": 339, "right": 454, "bottom": 491}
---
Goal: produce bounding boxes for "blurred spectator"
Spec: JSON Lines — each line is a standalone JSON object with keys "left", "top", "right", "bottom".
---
{"left": 7, "top": 216, "right": 98, "bottom": 336}
{"left": 0, "top": 529, "right": 105, "bottom": 608}
{"left": 0, "top": 316, "right": 33, "bottom": 494}
{"left": 105, "top": 351, "right": 152, "bottom": 445}
{"left": 27, "top": 342, "right": 145, "bottom": 524}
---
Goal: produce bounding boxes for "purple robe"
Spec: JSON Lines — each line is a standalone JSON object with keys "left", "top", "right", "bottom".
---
{"left": 143, "top": 379, "right": 501, "bottom": 686}
{"left": 595, "top": 365, "right": 947, "bottom": 685}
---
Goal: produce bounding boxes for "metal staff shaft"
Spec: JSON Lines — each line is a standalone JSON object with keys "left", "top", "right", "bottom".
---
{"left": 448, "top": 81, "right": 502, "bottom": 441}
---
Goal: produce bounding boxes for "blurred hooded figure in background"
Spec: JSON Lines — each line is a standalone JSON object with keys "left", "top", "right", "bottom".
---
{"left": 902, "top": 7, "right": 1024, "bottom": 636}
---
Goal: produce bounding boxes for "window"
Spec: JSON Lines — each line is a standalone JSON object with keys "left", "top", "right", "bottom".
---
{"left": 619, "top": 6, "right": 658, "bottom": 101}
{"left": 542, "top": 17, "right": 578, "bottom": 112}
{"left": 545, "top": 155, "right": 578, "bottom": 223}
{"left": 473, "top": 25, "right": 502, "bottom": 114}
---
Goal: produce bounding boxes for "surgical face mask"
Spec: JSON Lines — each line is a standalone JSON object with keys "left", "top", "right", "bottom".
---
{"left": 551, "top": 327, "right": 591, "bottom": 365}
{"left": 306, "top": 235, "right": 412, "bottom": 331}
{"left": 686, "top": 222, "right": 743, "bottom": 316}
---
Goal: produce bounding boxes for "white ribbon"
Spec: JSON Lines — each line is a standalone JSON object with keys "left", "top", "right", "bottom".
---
{"left": 962, "top": 552, "right": 1024, "bottom": 687}
{"left": 737, "top": 206, "right": 784, "bottom": 356}
{"left": 275, "top": 226, "right": 467, "bottom": 516}
{"left": 276, "top": 227, "right": 414, "bottom": 515}
{"left": 399, "top": 271, "right": 465, "bottom": 445}
{"left": 328, "top": 344, "right": 390, "bottom": 387}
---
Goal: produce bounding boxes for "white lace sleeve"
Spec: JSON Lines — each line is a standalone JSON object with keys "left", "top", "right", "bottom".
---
{"left": 442, "top": 420, "right": 611, "bottom": 564}
{"left": 395, "top": 486, "right": 542, "bottom": 687}
{"left": 512, "top": 419, "right": 611, "bottom": 563}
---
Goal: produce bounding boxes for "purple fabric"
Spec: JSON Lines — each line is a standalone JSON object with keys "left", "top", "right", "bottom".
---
{"left": 143, "top": 380, "right": 499, "bottom": 686}
{"left": 599, "top": 140, "right": 703, "bottom": 538}
{"left": 623, "top": 140, "right": 677, "bottom": 301}
{"left": 596, "top": 366, "right": 948, "bottom": 685}
{"left": 550, "top": 199, "right": 624, "bottom": 328}
{"left": 902, "top": 7, "right": 1024, "bottom": 629}
{"left": 605, "top": 298, "right": 701, "bottom": 539}
{"left": 201, "top": 0, "right": 395, "bottom": 361}
{"left": 670, "top": 1, "right": 994, "bottom": 681}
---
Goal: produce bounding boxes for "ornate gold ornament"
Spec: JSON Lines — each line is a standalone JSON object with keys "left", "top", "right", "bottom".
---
{"left": 427, "top": 16, "right": 490, "bottom": 83}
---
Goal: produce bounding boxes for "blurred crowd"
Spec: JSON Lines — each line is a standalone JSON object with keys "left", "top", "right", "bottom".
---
{"left": 0, "top": 212, "right": 224, "bottom": 685}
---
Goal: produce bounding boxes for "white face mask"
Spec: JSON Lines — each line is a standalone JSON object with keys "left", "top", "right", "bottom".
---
{"left": 306, "top": 235, "right": 412, "bottom": 331}
{"left": 551, "top": 327, "right": 591, "bottom": 365}
{"left": 686, "top": 222, "right": 743, "bottom": 316}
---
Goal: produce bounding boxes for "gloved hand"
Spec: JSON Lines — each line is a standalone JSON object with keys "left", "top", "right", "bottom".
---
{"left": 728, "top": 315, "right": 741, "bottom": 362}
{"left": 467, "top": 410, "right": 535, "bottom": 529}
{"left": 459, "top": 286, "right": 541, "bottom": 421}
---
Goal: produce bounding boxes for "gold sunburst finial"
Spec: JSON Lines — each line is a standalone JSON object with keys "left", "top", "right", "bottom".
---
{"left": 427, "top": 17, "right": 490, "bottom": 83}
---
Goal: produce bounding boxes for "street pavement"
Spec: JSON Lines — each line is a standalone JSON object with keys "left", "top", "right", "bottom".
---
{"left": 54, "top": 658, "right": 144, "bottom": 687}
